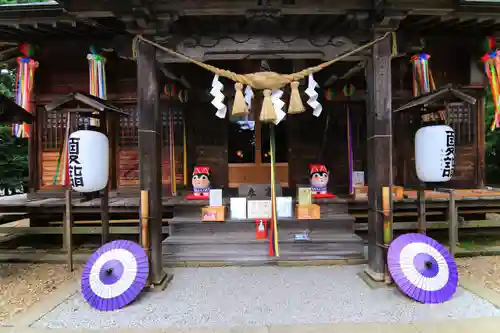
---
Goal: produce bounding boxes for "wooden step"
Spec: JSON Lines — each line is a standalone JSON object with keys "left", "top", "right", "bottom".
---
{"left": 163, "top": 232, "right": 268, "bottom": 256}
{"left": 163, "top": 231, "right": 364, "bottom": 260}
{"left": 163, "top": 252, "right": 364, "bottom": 266}
{"left": 168, "top": 216, "right": 355, "bottom": 235}
{"left": 169, "top": 214, "right": 355, "bottom": 224}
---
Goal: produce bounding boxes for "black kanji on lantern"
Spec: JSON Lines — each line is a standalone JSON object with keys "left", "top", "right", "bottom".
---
{"left": 442, "top": 130, "right": 455, "bottom": 178}
{"left": 68, "top": 137, "right": 84, "bottom": 187}
{"left": 68, "top": 137, "right": 81, "bottom": 165}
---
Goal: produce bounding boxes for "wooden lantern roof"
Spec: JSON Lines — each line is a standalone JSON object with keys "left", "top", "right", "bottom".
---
{"left": 45, "top": 91, "right": 128, "bottom": 116}
{"left": 0, "top": 94, "right": 33, "bottom": 124}
{"left": 393, "top": 85, "right": 477, "bottom": 113}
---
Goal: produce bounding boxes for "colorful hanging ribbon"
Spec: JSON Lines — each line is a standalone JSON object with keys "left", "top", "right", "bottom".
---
{"left": 482, "top": 50, "right": 500, "bottom": 131}
{"left": 13, "top": 46, "right": 38, "bottom": 138}
{"left": 324, "top": 88, "right": 335, "bottom": 101}
{"left": 165, "top": 84, "right": 189, "bottom": 103}
{"left": 87, "top": 52, "right": 107, "bottom": 126}
{"left": 169, "top": 109, "right": 177, "bottom": 195}
{"left": 411, "top": 53, "right": 436, "bottom": 97}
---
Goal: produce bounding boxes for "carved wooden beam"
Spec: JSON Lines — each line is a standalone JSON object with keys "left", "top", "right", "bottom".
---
{"left": 155, "top": 34, "right": 371, "bottom": 63}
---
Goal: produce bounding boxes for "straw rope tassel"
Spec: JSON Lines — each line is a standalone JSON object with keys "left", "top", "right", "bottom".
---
{"left": 232, "top": 82, "right": 248, "bottom": 116}
{"left": 260, "top": 89, "right": 277, "bottom": 123}
{"left": 288, "top": 81, "right": 305, "bottom": 114}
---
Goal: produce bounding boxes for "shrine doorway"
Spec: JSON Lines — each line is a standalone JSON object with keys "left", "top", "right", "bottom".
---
{"left": 227, "top": 112, "right": 289, "bottom": 188}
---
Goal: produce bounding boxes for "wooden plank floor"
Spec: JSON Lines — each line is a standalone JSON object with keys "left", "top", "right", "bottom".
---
{"left": 2, "top": 190, "right": 500, "bottom": 214}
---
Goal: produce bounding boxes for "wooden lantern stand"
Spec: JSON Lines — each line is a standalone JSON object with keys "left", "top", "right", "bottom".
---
{"left": 44, "top": 92, "right": 128, "bottom": 272}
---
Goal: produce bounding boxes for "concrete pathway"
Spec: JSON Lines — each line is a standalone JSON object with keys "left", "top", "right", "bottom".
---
{"left": 2, "top": 317, "right": 500, "bottom": 333}
{"left": 3, "top": 265, "right": 500, "bottom": 332}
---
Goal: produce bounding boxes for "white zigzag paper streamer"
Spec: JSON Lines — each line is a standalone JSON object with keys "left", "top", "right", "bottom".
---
{"left": 244, "top": 85, "right": 254, "bottom": 110}
{"left": 271, "top": 89, "right": 286, "bottom": 125}
{"left": 210, "top": 75, "right": 227, "bottom": 119}
{"left": 306, "top": 74, "right": 323, "bottom": 117}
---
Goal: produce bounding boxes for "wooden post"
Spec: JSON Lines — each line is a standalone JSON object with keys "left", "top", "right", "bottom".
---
{"left": 477, "top": 96, "right": 486, "bottom": 188}
{"left": 365, "top": 31, "right": 393, "bottom": 281}
{"left": 64, "top": 189, "right": 73, "bottom": 272}
{"left": 137, "top": 39, "right": 165, "bottom": 286}
{"left": 28, "top": 106, "right": 39, "bottom": 195}
{"left": 108, "top": 112, "right": 118, "bottom": 190}
{"left": 448, "top": 190, "right": 458, "bottom": 257}
{"left": 417, "top": 186, "right": 426, "bottom": 234}
{"left": 100, "top": 111, "right": 110, "bottom": 244}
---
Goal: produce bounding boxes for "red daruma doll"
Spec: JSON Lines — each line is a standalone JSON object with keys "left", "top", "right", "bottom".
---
{"left": 309, "top": 164, "right": 336, "bottom": 199}
{"left": 191, "top": 166, "right": 211, "bottom": 198}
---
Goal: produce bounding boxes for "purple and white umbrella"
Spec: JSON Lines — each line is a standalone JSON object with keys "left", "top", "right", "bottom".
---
{"left": 388, "top": 233, "right": 458, "bottom": 304}
{"left": 81, "top": 240, "right": 149, "bottom": 311}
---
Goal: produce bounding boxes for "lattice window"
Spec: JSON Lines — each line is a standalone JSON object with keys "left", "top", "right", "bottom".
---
{"left": 446, "top": 102, "right": 474, "bottom": 145}
{"left": 118, "top": 104, "right": 182, "bottom": 147}
{"left": 42, "top": 110, "right": 68, "bottom": 150}
{"left": 119, "top": 105, "right": 139, "bottom": 147}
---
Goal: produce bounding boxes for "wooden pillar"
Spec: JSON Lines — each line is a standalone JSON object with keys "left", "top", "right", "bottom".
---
{"left": 137, "top": 40, "right": 165, "bottom": 285}
{"left": 365, "top": 31, "right": 393, "bottom": 280}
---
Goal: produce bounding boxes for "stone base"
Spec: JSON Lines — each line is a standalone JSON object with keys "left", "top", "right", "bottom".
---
{"left": 145, "top": 270, "right": 173, "bottom": 292}
{"left": 364, "top": 266, "right": 385, "bottom": 282}
{"left": 358, "top": 271, "right": 387, "bottom": 289}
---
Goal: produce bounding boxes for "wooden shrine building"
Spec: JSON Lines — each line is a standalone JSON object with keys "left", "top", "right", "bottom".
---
{"left": 2, "top": 0, "right": 500, "bottom": 283}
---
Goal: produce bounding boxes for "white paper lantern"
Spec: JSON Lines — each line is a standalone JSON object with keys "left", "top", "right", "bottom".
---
{"left": 415, "top": 125, "right": 455, "bottom": 182}
{"left": 68, "top": 130, "right": 109, "bottom": 192}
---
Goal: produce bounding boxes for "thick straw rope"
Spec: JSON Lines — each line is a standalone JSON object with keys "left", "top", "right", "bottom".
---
{"left": 132, "top": 33, "right": 390, "bottom": 90}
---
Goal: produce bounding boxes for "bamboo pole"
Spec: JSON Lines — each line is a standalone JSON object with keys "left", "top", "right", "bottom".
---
{"left": 382, "top": 186, "right": 393, "bottom": 284}
{"left": 140, "top": 190, "right": 151, "bottom": 286}
{"left": 269, "top": 124, "right": 279, "bottom": 257}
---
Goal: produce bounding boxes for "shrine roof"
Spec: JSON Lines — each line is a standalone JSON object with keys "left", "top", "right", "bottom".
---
{"left": 393, "top": 85, "right": 477, "bottom": 113}
{"left": 0, "top": 94, "right": 33, "bottom": 124}
{"left": 45, "top": 92, "right": 128, "bottom": 115}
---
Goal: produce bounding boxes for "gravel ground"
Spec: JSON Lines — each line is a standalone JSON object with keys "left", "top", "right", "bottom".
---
{"left": 457, "top": 256, "right": 500, "bottom": 293}
{"left": 33, "top": 266, "right": 500, "bottom": 329}
{"left": 0, "top": 264, "right": 81, "bottom": 323}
